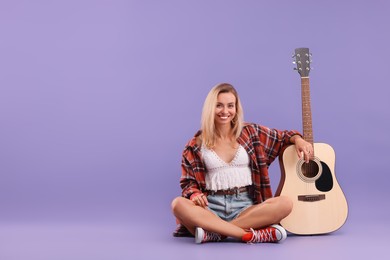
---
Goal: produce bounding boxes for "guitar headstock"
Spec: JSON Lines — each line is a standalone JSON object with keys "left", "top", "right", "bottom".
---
{"left": 293, "top": 48, "right": 311, "bottom": 77}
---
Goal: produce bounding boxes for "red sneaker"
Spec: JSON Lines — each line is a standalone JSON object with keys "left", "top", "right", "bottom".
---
{"left": 195, "top": 227, "right": 223, "bottom": 244}
{"left": 172, "top": 224, "right": 194, "bottom": 237}
{"left": 242, "top": 224, "right": 287, "bottom": 243}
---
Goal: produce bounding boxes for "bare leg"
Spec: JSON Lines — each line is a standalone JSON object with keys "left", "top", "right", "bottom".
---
{"left": 230, "top": 196, "right": 293, "bottom": 229}
{"left": 171, "top": 197, "right": 246, "bottom": 239}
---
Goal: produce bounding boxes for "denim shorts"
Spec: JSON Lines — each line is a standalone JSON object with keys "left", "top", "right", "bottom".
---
{"left": 207, "top": 191, "right": 254, "bottom": 222}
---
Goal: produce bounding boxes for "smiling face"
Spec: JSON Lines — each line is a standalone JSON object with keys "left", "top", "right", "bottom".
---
{"left": 214, "top": 92, "right": 237, "bottom": 127}
{"left": 200, "top": 83, "right": 244, "bottom": 148}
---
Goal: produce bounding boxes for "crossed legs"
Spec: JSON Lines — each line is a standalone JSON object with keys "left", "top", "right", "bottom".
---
{"left": 171, "top": 195, "right": 292, "bottom": 240}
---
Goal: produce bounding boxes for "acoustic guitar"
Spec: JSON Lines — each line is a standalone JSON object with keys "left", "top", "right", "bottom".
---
{"left": 276, "top": 48, "right": 348, "bottom": 235}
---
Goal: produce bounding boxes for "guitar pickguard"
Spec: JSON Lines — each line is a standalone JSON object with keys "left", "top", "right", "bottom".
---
{"left": 316, "top": 161, "right": 333, "bottom": 192}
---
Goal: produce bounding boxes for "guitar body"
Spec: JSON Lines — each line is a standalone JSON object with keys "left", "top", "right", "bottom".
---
{"left": 277, "top": 143, "right": 348, "bottom": 235}
{"left": 276, "top": 48, "right": 348, "bottom": 235}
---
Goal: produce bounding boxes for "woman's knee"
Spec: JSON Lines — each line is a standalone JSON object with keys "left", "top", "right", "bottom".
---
{"left": 171, "top": 196, "right": 188, "bottom": 213}
{"left": 276, "top": 195, "right": 293, "bottom": 218}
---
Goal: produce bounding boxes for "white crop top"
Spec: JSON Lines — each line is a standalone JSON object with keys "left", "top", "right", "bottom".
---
{"left": 201, "top": 144, "right": 253, "bottom": 191}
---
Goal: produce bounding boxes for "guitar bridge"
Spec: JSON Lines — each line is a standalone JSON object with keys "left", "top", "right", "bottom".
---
{"left": 298, "top": 194, "right": 325, "bottom": 202}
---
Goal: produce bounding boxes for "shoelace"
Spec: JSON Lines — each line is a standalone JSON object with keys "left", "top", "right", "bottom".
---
{"left": 248, "top": 228, "right": 276, "bottom": 243}
{"left": 203, "top": 230, "right": 221, "bottom": 242}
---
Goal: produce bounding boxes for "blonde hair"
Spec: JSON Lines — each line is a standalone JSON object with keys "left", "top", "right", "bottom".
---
{"left": 200, "top": 83, "right": 244, "bottom": 148}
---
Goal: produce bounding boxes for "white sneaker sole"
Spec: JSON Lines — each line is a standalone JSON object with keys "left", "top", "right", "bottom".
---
{"left": 271, "top": 224, "right": 287, "bottom": 242}
{"left": 195, "top": 227, "right": 204, "bottom": 244}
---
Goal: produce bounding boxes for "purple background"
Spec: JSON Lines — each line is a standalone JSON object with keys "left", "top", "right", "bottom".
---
{"left": 1, "top": 0, "right": 389, "bottom": 259}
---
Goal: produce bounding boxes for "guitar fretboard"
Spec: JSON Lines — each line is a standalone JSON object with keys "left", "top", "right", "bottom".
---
{"left": 301, "top": 77, "right": 314, "bottom": 145}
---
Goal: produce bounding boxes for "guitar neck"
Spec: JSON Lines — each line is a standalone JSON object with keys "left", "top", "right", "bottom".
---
{"left": 301, "top": 77, "right": 314, "bottom": 144}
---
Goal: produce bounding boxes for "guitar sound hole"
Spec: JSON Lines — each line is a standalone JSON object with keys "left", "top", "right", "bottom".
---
{"left": 301, "top": 161, "right": 320, "bottom": 179}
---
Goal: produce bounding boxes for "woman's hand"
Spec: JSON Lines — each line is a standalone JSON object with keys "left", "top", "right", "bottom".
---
{"left": 190, "top": 193, "right": 208, "bottom": 208}
{"left": 291, "top": 135, "right": 314, "bottom": 163}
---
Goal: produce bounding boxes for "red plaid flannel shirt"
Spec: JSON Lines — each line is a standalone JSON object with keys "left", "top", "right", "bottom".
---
{"left": 180, "top": 123, "right": 301, "bottom": 204}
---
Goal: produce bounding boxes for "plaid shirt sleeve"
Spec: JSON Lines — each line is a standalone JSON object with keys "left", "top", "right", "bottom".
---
{"left": 179, "top": 136, "right": 206, "bottom": 199}
{"left": 257, "top": 124, "right": 301, "bottom": 165}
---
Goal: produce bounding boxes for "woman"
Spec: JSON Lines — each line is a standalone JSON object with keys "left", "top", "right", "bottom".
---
{"left": 171, "top": 83, "right": 313, "bottom": 244}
